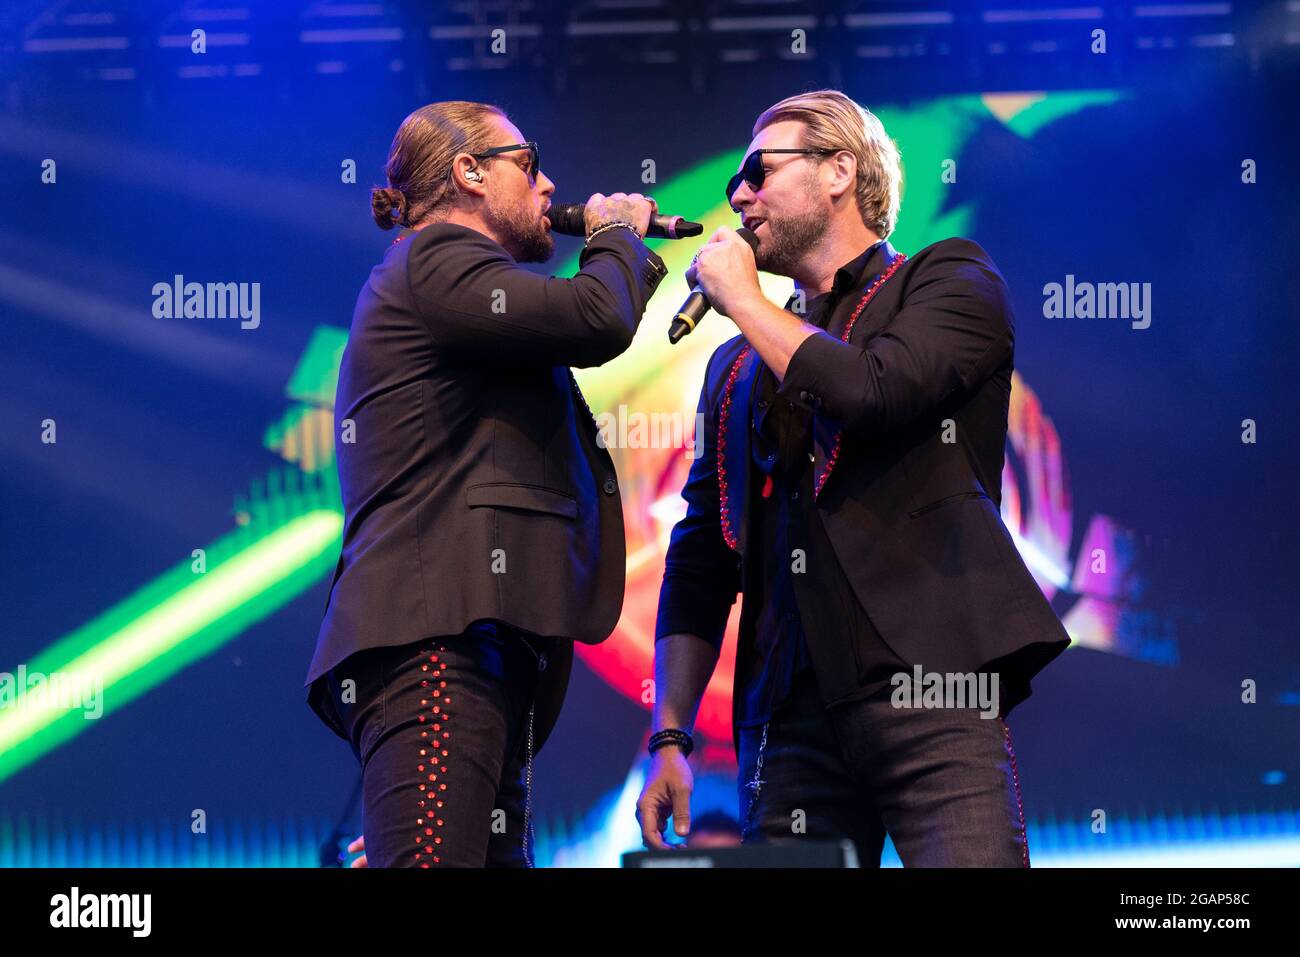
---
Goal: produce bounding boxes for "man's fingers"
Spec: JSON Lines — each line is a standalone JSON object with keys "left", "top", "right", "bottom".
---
{"left": 637, "top": 794, "right": 671, "bottom": 850}
{"left": 671, "top": 785, "right": 692, "bottom": 838}
{"left": 685, "top": 239, "right": 725, "bottom": 281}
{"left": 346, "top": 834, "right": 367, "bottom": 867}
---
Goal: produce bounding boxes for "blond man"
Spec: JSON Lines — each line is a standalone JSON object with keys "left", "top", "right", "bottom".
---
{"left": 639, "top": 91, "right": 1070, "bottom": 866}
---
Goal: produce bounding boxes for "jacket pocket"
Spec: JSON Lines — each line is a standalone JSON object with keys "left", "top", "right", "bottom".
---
{"left": 907, "top": 490, "right": 989, "bottom": 519}
{"left": 466, "top": 482, "right": 578, "bottom": 519}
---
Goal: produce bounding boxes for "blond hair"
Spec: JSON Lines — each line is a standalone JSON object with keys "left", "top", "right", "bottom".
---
{"left": 753, "top": 90, "right": 902, "bottom": 238}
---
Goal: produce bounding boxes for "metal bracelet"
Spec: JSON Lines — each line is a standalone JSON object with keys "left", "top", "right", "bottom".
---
{"left": 585, "top": 220, "right": 639, "bottom": 243}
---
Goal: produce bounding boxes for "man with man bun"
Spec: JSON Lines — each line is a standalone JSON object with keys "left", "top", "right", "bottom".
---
{"left": 305, "top": 101, "right": 667, "bottom": 867}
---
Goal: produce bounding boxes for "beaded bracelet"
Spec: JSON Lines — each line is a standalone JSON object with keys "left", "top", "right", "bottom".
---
{"left": 586, "top": 220, "right": 639, "bottom": 243}
{"left": 648, "top": 728, "right": 695, "bottom": 758}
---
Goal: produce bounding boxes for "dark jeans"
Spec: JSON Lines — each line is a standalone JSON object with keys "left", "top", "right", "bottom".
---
{"left": 325, "top": 623, "right": 559, "bottom": 868}
{"left": 737, "top": 669, "right": 1030, "bottom": 867}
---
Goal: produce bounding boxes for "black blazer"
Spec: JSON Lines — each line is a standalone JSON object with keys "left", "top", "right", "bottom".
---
{"left": 657, "top": 237, "right": 1070, "bottom": 732}
{"left": 307, "top": 223, "right": 667, "bottom": 739}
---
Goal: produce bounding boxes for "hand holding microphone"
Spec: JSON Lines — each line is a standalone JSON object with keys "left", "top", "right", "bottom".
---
{"left": 547, "top": 196, "right": 704, "bottom": 241}
{"left": 582, "top": 192, "right": 656, "bottom": 239}
{"left": 544, "top": 196, "right": 746, "bottom": 343}
{"left": 669, "top": 226, "right": 761, "bottom": 343}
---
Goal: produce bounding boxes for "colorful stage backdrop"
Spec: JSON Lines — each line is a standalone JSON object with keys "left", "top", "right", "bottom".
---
{"left": 1, "top": 2, "right": 1297, "bottom": 866}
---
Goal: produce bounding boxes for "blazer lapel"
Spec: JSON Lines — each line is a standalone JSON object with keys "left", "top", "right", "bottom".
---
{"left": 825, "top": 240, "right": 898, "bottom": 343}
{"left": 754, "top": 290, "right": 804, "bottom": 437}
{"left": 812, "top": 241, "right": 907, "bottom": 498}
{"left": 568, "top": 369, "right": 599, "bottom": 434}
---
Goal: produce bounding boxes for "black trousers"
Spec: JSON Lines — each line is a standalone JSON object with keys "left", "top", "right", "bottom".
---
{"left": 737, "top": 668, "right": 1030, "bottom": 867}
{"left": 325, "top": 623, "right": 563, "bottom": 867}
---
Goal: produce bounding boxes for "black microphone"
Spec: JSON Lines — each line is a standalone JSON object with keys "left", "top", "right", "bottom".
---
{"left": 547, "top": 203, "right": 703, "bottom": 240}
{"left": 668, "top": 227, "right": 759, "bottom": 345}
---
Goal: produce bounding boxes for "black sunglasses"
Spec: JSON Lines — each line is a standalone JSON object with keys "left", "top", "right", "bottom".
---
{"left": 726, "top": 148, "right": 835, "bottom": 207}
{"left": 469, "top": 141, "right": 540, "bottom": 183}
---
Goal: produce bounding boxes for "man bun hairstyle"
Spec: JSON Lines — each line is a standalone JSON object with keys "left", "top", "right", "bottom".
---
{"left": 371, "top": 186, "right": 408, "bottom": 231}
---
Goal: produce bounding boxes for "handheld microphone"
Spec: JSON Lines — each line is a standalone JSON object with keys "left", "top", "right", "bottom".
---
{"left": 668, "top": 227, "right": 759, "bottom": 345}
{"left": 547, "top": 203, "right": 703, "bottom": 240}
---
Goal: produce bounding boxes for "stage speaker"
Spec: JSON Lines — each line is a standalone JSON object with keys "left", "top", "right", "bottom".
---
{"left": 622, "top": 840, "right": 860, "bottom": 868}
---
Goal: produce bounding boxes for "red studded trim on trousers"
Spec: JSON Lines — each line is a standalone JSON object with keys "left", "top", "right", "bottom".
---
{"left": 999, "top": 717, "right": 1030, "bottom": 868}
{"left": 413, "top": 644, "right": 452, "bottom": 867}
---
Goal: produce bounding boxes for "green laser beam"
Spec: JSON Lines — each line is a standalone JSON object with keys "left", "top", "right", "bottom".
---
{"left": 0, "top": 509, "right": 342, "bottom": 782}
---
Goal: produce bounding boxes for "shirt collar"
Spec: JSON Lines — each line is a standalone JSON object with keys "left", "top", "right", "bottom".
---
{"left": 828, "top": 240, "right": 886, "bottom": 305}
{"left": 796, "top": 240, "right": 887, "bottom": 319}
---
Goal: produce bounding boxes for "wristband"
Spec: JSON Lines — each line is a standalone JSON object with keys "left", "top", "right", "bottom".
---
{"left": 648, "top": 728, "right": 694, "bottom": 758}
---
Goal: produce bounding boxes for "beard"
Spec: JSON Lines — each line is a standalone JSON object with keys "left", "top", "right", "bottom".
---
{"left": 753, "top": 171, "right": 831, "bottom": 276}
{"left": 486, "top": 191, "right": 554, "bottom": 263}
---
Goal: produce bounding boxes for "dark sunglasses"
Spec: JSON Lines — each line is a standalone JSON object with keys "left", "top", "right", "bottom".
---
{"left": 726, "top": 148, "right": 835, "bottom": 207}
{"left": 469, "top": 141, "right": 540, "bottom": 183}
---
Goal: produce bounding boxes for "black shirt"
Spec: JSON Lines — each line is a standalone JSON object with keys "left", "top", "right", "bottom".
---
{"left": 737, "top": 242, "right": 910, "bottom": 726}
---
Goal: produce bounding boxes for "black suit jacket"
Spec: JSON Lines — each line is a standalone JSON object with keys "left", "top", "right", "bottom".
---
{"left": 657, "top": 237, "right": 1070, "bottom": 744}
{"left": 307, "top": 223, "right": 667, "bottom": 742}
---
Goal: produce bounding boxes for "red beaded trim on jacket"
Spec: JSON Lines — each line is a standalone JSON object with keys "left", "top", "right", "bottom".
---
{"left": 716, "top": 343, "right": 753, "bottom": 551}
{"left": 813, "top": 253, "right": 907, "bottom": 499}
{"left": 714, "top": 252, "right": 908, "bottom": 551}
